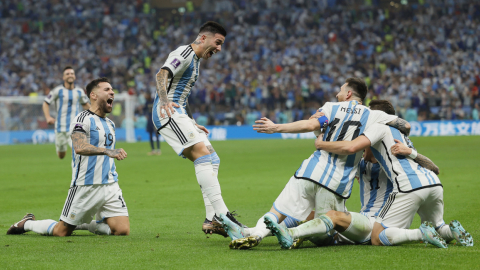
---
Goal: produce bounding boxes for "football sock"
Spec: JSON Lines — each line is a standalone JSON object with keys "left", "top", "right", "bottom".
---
{"left": 437, "top": 224, "right": 455, "bottom": 242}
{"left": 194, "top": 154, "right": 228, "bottom": 215}
{"left": 341, "top": 212, "right": 373, "bottom": 243}
{"left": 282, "top": 216, "right": 300, "bottom": 228}
{"left": 75, "top": 223, "right": 89, "bottom": 230}
{"left": 24, "top": 220, "right": 57, "bottom": 236}
{"left": 247, "top": 212, "right": 279, "bottom": 239}
{"left": 381, "top": 228, "right": 422, "bottom": 245}
{"left": 211, "top": 152, "right": 220, "bottom": 174}
{"left": 202, "top": 191, "right": 215, "bottom": 221}
{"left": 88, "top": 221, "right": 111, "bottom": 235}
{"left": 289, "top": 215, "right": 334, "bottom": 239}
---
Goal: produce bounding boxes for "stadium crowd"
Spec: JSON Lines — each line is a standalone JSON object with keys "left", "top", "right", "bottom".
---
{"left": 1, "top": 0, "right": 480, "bottom": 131}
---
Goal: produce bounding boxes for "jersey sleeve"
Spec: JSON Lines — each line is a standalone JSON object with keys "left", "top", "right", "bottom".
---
{"left": 70, "top": 115, "right": 91, "bottom": 136}
{"left": 319, "top": 102, "right": 333, "bottom": 120}
{"left": 370, "top": 110, "right": 398, "bottom": 124}
{"left": 362, "top": 123, "right": 387, "bottom": 146}
{"left": 79, "top": 90, "right": 89, "bottom": 105}
{"left": 44, "top": 88, "right": 58, "bottom": 104}
{"left": 161, "top": 48, "right": 190, "bottom": 77}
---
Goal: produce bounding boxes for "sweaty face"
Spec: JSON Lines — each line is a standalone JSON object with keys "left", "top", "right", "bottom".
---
{"left": 336, "top": 83, "right": 349, "bottom": 102}
{"left": 63, "top": 69, "right": 76, "bottom": 84}
{"left": 201, "top": 33, "right": 225, "bottom": 59}
{"left": 93, "top": 82, "right": 115, "bottom": 114}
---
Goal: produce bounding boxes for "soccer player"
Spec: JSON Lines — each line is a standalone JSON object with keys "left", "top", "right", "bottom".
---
{"left": 7, "top": 78, "right": 130, "bottom": 237}
{"left": 222, "top": 78, "right": 410, "bottom": 249}
{"left": 43, "top": 66, "right": 90, "bottom": 159}
{"left": 310, "top": 100, "right": 473, "bottom": 248}
{"left": 265, "top": 101, "right": 447, "bottom": 249}
{"left": 152, "top": 21, "right": 236, "bottom": 236}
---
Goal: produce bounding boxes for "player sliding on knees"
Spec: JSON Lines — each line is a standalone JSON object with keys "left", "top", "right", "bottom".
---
{"left": 152, "top": 21, "right": 241, "bottom": 236}
{"left": 7, "top": 78, "right": 130, "bottom": 237}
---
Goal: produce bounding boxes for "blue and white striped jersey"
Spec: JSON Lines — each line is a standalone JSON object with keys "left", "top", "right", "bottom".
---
{"left": 44, "top": 85, "right": 89, "bottom": 133}
{"left": 69, "top": 110, "right": 119, "bottom": 187}
{"left": 153, "top": 45, "right": 200, "bottom": 129}
{"left": 363, "top": 124, "right": 442, "bottom": 192}
{"left": 358, "top": 159, "right": 393, "bottom": 217}
{"left": 294, "top": 100, "right": 397, "bottom": 198}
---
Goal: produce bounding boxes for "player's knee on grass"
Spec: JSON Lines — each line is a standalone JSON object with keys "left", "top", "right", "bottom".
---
{"left": 52, "top": 221, "right": 75, "bottom": 237}
{"left": 111, "top": 225, "right": 130, "bottom": 236}
{"left": 371, "top": 223, "right": 384, "bottom": 246}
{"left": 107, "top": 216, "right": 130, "bottom": 236}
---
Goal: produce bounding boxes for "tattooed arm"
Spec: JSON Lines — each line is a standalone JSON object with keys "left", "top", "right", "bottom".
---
{"left": 71, "top": 132, "right": 127, "bottom": 160}
{"left": 156, "top": 68, "right": 179, "bottom": 118}
{"left": 390, "top": 139, "right": 439, "bottom": 175}
{"left": 386, "top": 118, "right": 411, "bottom": 136}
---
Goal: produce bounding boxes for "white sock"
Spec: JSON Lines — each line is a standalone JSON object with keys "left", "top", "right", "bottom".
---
{"left": 75, "top": 223, "right": 90, "bottom": 230}
{"left": 211, "top": 152, "right": 220, "bottom": 174}
{"left": 247, "top": 212, "right": 279, "bottom": 239}
{"left": 381, "top": 228, "right": 422, "bottom": 245}
{"left": 202, "top": 191, "right": 215, "bottom": 221}
{"left": 437, "top": 224, "right": 455, "bottom": 242}
{"left": 24, "top": 220, "right": 57, "bottom": 236}
{"left": 88, "top": 221, "right": 111, "bottom": 235}
{"left": 289, "top": 215, "right": 334, "bottom": 239}
{"left": 194, "top": 154, "right": 228, "bottom": 215}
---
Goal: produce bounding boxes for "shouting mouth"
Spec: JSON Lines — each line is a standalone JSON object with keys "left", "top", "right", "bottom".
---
{"left": 107, "top": 97, "right": 114, "bottom": 108}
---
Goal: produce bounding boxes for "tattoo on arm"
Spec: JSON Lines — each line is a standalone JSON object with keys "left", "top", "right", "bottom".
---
{"left": 72, "top": 132, "right": 107, "bottom": 156}
{"left": 156, "top": 69, "right": 170, "bottom": 105}
{"left": 206, "top": 145, "right": 215, "bottom": 154}
{"left": 387, "top": 118, "right": 411, "bottom": 136}
{"left": 415, "top": 153, "right": 440, "bottom": 175}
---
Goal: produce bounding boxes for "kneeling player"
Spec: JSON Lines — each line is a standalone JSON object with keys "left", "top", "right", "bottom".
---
{"left": 6, "top": 78, "right": 130, "bottom": 237}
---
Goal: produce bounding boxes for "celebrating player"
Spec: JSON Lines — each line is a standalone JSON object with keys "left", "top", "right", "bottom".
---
{"left": 222, "top": 78, "right": 410, "bottom": 249}
{"left": 152, "top": 21, "right": 237, "bottom": 236}
{"left": 311, "top": 100, "right": 473, "bottom": 248}
{"left": 43, "top": 66, "right": 90, "bottom": 159}
{"left": 7, "top": 78, "right": 130, "bottom": 237}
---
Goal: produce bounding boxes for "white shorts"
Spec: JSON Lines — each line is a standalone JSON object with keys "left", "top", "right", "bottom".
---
{"left": 376, "top": 186, "right": 445, "bottom": 229}
{"left": 55, "top": 132, "right": 72, "bottom": 152}
{"left": 60, "top": 182, "right": 128, "bottom": 226}
{"left": 273, "top": 176, "right": 346, "bottom": 221}
{"left": 155, "top": 113, "right": 211, "bottom": 156}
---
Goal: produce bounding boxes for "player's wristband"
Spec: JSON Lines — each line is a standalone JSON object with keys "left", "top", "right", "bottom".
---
{"left": 317, "top": 116, "right": 329, "bottom": 128}
{"left": 408, "top": 149, "right": 417, "bottom": 159}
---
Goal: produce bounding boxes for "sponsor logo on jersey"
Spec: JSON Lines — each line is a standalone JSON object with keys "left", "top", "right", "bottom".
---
{"left": 171, "top": 58, "right": 181, "bottom": 69}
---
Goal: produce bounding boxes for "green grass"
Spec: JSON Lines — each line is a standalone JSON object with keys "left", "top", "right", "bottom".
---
{"left": 1, "top": 136, "right": 479, "bottom": 269}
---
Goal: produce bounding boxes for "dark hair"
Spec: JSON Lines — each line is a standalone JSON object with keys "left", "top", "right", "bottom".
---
{"left": 345, "top": 77, "right": 367, "bottom": 101}
{"left": 369, "top": 100, "right": 396, "bottom": 115}
{"left": 86, "top": 77, "right": 109, "bottom": 99}
{"left": 63, "top": 66, "right": 74, "bottom": 72}
{"left": 199, "top": 21, "right": 227, "bottom": 37}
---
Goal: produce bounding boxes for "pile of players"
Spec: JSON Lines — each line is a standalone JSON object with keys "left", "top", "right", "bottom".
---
{"left": 6, "top": 21, "right": 473, "bottom": 249}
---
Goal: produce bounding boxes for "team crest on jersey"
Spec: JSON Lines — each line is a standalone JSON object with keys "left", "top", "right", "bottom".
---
{"left": 70, "top": 211, "right": 77, "bottom": 220}
{"left": 171, "top": 58, "right": 181, "bottom": 69}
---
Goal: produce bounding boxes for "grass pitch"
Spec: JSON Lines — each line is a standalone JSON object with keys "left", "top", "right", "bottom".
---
{"left": 1, "top": 136, "right": 479, "bottom": 269}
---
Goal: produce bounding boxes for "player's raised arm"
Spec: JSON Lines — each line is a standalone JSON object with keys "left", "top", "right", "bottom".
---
{"left": 390, "top": 139, "right": 439, "bottom": 175}
{"left": 315, "top": 135, "right": 371, "bottom": 155}
{"left": 253, "top": 117, "right": 321, "bottom": 134}
{"left": 71, "top": 132, "right": 127, "bottom": 160}
{"left": 156, "top": 69, "right": 179, "bottom": 118}
{"left": 386, "top": 118, "right": 411, "bottom": 136}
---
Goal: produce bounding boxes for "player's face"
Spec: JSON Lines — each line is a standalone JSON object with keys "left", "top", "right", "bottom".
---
{"left": 201, "top": 33, "right": 225, "bottom": 59}
{"left": 93, "top": 82, "right": 114, "bottom": 114}
{"left": 336, "top": 83, "right": 349, "bottom": 102}
{"left": 63, "top": 69, "right": 76, "bottom": 84}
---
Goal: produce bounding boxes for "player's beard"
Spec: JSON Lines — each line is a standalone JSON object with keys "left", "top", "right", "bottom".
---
{"left": 100, "top": 99, "right": 113, "bottom": 114}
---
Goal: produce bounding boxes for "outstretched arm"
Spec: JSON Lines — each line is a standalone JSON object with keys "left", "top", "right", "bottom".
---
{"left": 71, "top": 132, "right": 127, "bottom": 160}
{"left": 390, "top": 139, "right": 439, "bottom": 175}
{"left": 253, "top": 117, "right": 320, "bottom": 134}
{"left": 387, "top": 118, "right": 411, "bottom": 136}
{"left": 315, "top": 135, "right": 371, "bottom": 155}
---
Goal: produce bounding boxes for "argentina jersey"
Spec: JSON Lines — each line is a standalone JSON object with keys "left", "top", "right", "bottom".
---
{"left": 362, "top": 124, "right": 442, "bottom": 193}
{"left": 294, "top": 100, "right": 398, "bottom": 198}
{"left": 358, "top": 159, "right": 393, "bottom": 217}
{"left": 69, "top": 110, "right": 119, "bottom": 187}
{"left": 44, "top": 85, "right": 89, "bottom": 133}
{"left": 153, "top": 45, "right": 200, "bottom": 129}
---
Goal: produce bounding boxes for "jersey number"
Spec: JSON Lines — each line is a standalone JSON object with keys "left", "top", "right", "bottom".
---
{"left": 104, "top": 133, "right": 114, "bottom": 147}
{"left": 325, "top": 118, "right": 363, "bottom": 141}
{"left": 369, "top": 178, "right": 380, "bottom": 191}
